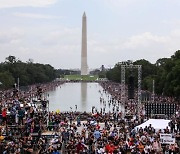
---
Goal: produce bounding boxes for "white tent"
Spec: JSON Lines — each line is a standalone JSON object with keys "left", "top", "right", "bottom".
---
{"left": 135, "top": 119, "right": 170, "bottom": 131}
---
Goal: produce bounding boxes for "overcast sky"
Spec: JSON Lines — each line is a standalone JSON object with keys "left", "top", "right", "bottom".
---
{"left": 0, "top": 0, "right": 180, "bottom": 69}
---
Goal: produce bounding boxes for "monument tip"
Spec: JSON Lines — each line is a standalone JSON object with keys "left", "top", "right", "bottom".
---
{"left": 83, "top": 12, "right": 86, "bottom": 17}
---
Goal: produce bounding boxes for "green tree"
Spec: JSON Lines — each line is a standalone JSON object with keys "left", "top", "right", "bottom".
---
{"left": 0, "top": 71, "right": 15, "bottom": 88}
{"left": 106, "top": 50, "right": 180, "bottom": 100}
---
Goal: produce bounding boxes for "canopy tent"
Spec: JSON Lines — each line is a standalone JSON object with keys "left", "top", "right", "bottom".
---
{"left": 135, "top": 119, "right": 170, "bottom": 131}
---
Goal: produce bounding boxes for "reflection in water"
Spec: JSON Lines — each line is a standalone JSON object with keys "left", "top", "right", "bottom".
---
{"left": 81, "top": 82, "right": 87, "bottom": 111}
{"left": 48, "top": 83, "right": 124, "bottom": 114}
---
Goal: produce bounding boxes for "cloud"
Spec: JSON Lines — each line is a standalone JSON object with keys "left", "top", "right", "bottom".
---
{"left": 0, "top": 26, "right": 81, "bottom": 68}
{"left": 0, "top": 0, "right": 57, "bottom": 8}
{"left": 0, "top": 28, "right": 24, "bottom": 44}
{"left": 0, "top": 25, "right": 180, "bottom": 69}
{"left": 121, "top": 32, "right": 169, "bottom": 49}
{"left": 13, "top": 12, "right": 62, "bottom": 19}
{"left": 162, "top": 19, "right": 180, "bottom": 27}
{"left": 86, "top": 31, "right": 180, "bottom": 66}
{"left": 101, "top": 0, "right": 180, "bottom": 9}
{"left": 29, "top": 29, "right": 180, "bottom": 67}
{"left": 100, "top": 0, "right": 144, "bottom": 8}
{"left": 42, "top": 27, "right": 80, "bottom": 46}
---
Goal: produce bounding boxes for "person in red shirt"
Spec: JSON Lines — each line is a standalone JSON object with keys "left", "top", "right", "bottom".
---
{"left": 128, "top": 137, "right": 134, "bottom": 146}
{"left": 76, "top": 141, "right": 85, "bottom": 153}
{"left": 2, "top": 108, "right": 7, "bottom": 125}
{"left": 96, "top": 123, "right": 100, "bottom": 130}
{"left": 105, "top": 143, "right": 111, "bottom": 152}
{"left": 105, "top": 142, "right": 115, "bottom": 154}
{"left": 109, "top": 143, "right": 115, "bottom": 154}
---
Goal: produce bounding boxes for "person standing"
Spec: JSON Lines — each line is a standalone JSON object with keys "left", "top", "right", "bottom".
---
{"left": 15, "top": 110, "right": 19, "bottom": 124}
{"left": 152, "top": 139, "right": 161, "bottom": 153}
{"left": 2, "top": 108, "right": 7, "bottom": 125}
{"left": 18, "top": 107, "right": 25, "bottom": 125}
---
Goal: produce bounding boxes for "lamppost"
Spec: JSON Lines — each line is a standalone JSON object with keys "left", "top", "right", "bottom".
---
{"left": 0, "top": 82, "right": 2, "bottom": 101}
{"left": 14, "top": 83, "right": 17, "bottom": 88}
{"left": 13, "top": 83, "right": 18, "bottom": 97}
{"left": 75, "top": 105, "right": 77, "bottom": 112}
{"left": 17, "top": 77, "right": 19, "bottom": 91}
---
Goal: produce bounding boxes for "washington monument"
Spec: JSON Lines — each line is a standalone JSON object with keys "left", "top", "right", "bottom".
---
{"left": 81, "top": 12, "right": 88, "bottom": 75}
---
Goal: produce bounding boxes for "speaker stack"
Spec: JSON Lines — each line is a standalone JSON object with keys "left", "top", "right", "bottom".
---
{"left": 128, "top": 76, "right": 135, "bottom": 99}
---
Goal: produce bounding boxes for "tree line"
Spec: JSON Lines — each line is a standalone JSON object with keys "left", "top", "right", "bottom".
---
{"left": 106, "top": 50, "right": 180, "bottom": 99}
{"left": 1, "top": 51, "right": 179, "bottom": 100}
{"left": 0, "top": 56, "right": 56, "bottom": 89}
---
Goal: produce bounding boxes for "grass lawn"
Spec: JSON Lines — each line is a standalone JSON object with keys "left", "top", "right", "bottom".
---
{"left": 63, "top": 75, "right": 98, "bottom": 81}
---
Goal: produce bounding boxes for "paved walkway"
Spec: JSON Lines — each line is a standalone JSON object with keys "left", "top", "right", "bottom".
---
{"left": 42, "top": 121, "right": 105, "bottom": 136}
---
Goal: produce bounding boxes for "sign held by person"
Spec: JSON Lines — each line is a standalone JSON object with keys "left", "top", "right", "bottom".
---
{"left": 160, "top": 134, "right": 175, "bottom": 144}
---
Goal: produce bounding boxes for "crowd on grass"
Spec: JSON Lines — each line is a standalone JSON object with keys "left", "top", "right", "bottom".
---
{"left": 0, "top": 81, "right": 179, "bottom": 154}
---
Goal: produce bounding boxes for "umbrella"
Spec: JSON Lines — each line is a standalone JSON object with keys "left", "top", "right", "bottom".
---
{"left": 27, "top": 118, "right": 33, "bottom": 123}
{"left": 56, "top": 109, "right": 60, "bottom": 113}
{"left": 60, "top": 121, "right": 65, "bottom": 125}
{"left": 50, "top": 138, "right": 58, "bottom": 144}
{"left": 0, "top": 136, "right": 5, "bottom": 141}
{"left": 90, "top": 120, "right": 97, "bottom": 126}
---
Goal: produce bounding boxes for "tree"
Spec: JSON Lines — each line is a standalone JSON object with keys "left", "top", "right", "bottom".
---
{"left": 0, "top": 56, "right": 57, "bottom": 88}
{"left": 106, "top": 50, "right": 180, "bottom": 100}
{"left": 5, "top": 55, "right": 17, "bottom": 64}
{"left": 0, "top": 71, "right": 15, "bottom": 88}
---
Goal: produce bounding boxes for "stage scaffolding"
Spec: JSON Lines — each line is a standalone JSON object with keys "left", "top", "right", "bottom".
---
{"left": 120, "top": 63, "right": 142, "bottom": 115}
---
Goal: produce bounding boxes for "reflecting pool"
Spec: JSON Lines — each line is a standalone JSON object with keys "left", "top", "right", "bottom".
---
{"left": 48, "top": 82, "right": 124, "bottom": 113}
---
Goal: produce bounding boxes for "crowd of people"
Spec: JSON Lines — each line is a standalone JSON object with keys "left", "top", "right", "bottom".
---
{"left": 0, "top": 81, "right": 63, "bottom": 153}
{"left": 0, "top": 81, "right": 179, "bottom": 153}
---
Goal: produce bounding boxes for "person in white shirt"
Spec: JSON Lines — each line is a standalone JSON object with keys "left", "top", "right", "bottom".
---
{"left": 144, "top": 141, "right": 152, "bottom": 153}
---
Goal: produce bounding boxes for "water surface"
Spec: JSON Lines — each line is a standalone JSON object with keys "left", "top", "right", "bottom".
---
{"left": 48, "top": 82, "right": 124, "bottom": 113}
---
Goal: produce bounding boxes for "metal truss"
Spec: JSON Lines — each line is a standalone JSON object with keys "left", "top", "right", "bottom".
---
{"left": 121, "top": 64, "right": 142, "bottom": 113}
{"left": 152, "top": 80, "right": 155, "bottom": 103}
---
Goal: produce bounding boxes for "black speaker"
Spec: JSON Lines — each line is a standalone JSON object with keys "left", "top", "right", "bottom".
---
{"left": 128, "top": 76, "right": 134, "bottom": 99}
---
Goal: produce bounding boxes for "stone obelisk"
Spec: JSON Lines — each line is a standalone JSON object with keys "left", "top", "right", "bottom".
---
{"left": 81, "top": 12, "right": 88, "bottom": 75}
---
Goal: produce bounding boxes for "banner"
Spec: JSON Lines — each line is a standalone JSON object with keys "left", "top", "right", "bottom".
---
{"left": 160, "top": 134, "right": 175, "bottom": 144}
